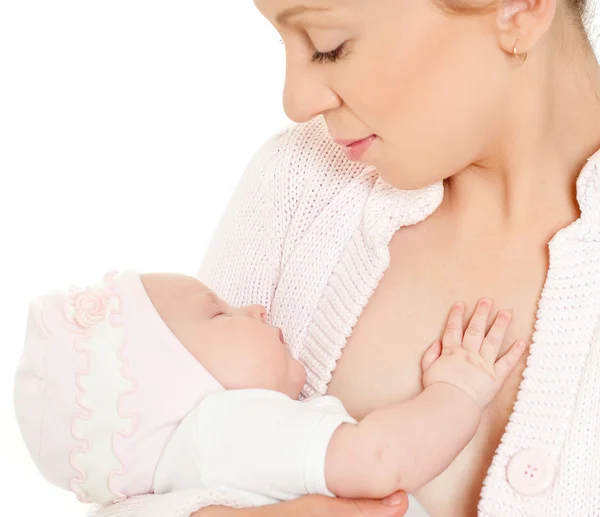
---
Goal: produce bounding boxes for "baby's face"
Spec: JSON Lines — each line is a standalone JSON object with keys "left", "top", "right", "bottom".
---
{"left": 141, "top": 273, "right": 307, "bottom": 399}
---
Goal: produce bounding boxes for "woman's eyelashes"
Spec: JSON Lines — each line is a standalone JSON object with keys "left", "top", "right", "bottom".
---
{"left": 278, "top": 39, "right": 349, "bottom": 64}
{"left": 311, "top": 42, "right": 348, "bottom": 64}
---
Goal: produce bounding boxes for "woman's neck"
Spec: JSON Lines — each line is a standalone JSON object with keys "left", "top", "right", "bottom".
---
{"left": 443, "top": 28, "right": 600, "bottom": 238}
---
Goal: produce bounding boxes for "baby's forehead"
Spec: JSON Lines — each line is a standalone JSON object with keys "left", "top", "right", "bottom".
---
{"left": 179, "top": 276, "right": 215, "bottom": 298}
{"left": 183, "top": 277, "right": 222, "bottom": 303}
{"left": 188, "top": 277, "right": 210, "bottom": 293}
{"left": 142, "top": 272, "right": 217, "bottom": 302}
{"left": 149, "top": 274, "right": 224, "bottom": 316}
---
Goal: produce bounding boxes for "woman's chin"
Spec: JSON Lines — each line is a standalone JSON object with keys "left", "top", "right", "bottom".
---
{"left": 376, "top": 172, "right": 436, "bottom": 191}
{"left": 372, "top": 158, "right": 442, "bottom": 191}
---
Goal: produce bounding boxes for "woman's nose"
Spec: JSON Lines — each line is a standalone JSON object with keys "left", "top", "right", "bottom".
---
{"left": 282, "top": 57, "right": 341, "bottom": 123}
{"left": 243, "top": 304, "right": 267, "bottom": 323}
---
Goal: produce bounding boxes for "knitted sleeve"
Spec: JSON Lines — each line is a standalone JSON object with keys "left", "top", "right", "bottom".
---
{"left": 85, "top": 121, "right": 307, "bottom": 517}
{"left": 196, "top": 122, "right": 299, "bottom": 310}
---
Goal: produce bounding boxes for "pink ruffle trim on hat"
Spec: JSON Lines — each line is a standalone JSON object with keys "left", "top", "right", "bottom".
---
{"left": 64, "top": 272, "right": 137, "bottom": 504}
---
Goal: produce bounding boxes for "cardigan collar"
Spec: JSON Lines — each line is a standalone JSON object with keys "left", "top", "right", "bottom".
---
{"left": 362, "top": 148, "right": 600, "bottom": 249}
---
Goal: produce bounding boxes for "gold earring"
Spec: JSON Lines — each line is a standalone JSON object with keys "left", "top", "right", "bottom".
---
{"left": 513, "top": 39, "right": 528, "bottom": 62}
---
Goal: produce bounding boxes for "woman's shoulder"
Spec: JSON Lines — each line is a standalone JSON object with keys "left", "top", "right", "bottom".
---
{"left": 256, "top": 116, "right": 375, "bottom": 221}
{"left": 198, "top": 117, "right": 375, "bottom": 309}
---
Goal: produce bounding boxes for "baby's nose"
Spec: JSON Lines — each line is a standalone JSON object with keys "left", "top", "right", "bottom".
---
{"left": 244, "top": 304, "right": 267, "bottom": 322}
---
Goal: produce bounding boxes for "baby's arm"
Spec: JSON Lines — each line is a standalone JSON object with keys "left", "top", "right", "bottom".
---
{"left": 326, "top": 300, "right": 526, "bottom": 498}
{"left": 327, "top": 381, "right": 480, "bottom": 497}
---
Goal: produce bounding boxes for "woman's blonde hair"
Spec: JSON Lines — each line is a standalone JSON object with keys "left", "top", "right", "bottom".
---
{"left": 436, "top": 0, "right": 587, "bottom": 18}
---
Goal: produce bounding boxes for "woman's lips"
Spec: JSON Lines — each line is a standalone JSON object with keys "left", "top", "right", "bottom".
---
{"left": 334, "top": 135, "right": 376, "bottom": 161}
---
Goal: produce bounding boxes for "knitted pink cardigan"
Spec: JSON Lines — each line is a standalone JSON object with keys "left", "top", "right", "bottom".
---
{"left": 90, "top": 117, "right": 600, "bottom": 517}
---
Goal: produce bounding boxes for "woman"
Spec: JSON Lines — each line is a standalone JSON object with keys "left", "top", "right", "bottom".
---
{"left": 93, "top": 0, "right": 600, "bottom": 516}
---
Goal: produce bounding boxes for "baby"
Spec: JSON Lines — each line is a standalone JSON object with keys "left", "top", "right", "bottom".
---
{"left": 14, "top": 270, "right": 525, "bottom": 506}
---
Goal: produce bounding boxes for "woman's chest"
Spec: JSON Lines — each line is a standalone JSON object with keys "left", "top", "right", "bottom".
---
{"left": 327, "top": 229, "right": 549, "bottom": 517}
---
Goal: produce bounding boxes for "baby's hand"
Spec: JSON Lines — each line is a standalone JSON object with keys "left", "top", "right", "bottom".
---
{"left": 421, "top": 299, "right": 527, "bottom": 410}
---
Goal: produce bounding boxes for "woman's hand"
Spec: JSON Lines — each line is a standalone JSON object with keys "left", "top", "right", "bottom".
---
{"left": 191, "top": 492, "right": 408, "bottom": 517}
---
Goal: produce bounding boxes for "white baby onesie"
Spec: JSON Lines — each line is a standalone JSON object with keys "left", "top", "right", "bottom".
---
{"left": 153, "top": 389, "right": 357, "bottom": 506}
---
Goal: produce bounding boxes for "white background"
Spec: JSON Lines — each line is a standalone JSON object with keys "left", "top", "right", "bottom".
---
{"left": 1, "top": 2, "right": 288, "bottom": 514}
{"left": 1, "top": 2, "right": 598, "bottom": 516}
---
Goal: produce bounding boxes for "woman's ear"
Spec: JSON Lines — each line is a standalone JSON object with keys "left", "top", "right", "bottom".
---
{"left": 495, "top": 0, "right": 557, "bottom": 57}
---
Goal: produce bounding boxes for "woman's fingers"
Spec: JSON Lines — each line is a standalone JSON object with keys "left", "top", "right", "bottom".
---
{"left": 442, "top": 303, "right": 465, "bottom": 349}
{"left": 480, "top": 310, "right": 512, "bottom": 363}
{"left": 381, "top": 491, "right": 409, "bottom": 508}
{"left": 192, "top": 493, "right": 409, "bottom": 517}
{"left": 462, "top": 298, "right": 492, "bottom": 352}
{"left": 321, "top": 493, "right": 409, "bottom": 517}
{"left": 494, "top": 340, "right": 527, "bottom": 382}
{"left": 421, "top": 341, "right": 442, "bottom": 372}
{"left": 274, "top": 494, "right": 408, "bottom": 517}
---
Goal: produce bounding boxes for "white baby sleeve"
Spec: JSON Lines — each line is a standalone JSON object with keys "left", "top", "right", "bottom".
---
{"left": 154, "top": 390, "right": 356, "bottom": 504}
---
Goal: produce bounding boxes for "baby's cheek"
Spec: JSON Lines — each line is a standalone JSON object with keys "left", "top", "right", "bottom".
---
{"left": 294, "top": 360, "right": 307, "bottom": 387}
{"left": 196, "top": 330, "right": 254, "bottom": 389}
{"left": 254, "top": 347, "right": 291, "bottom": 391}
{"left": 222, "top": 323, "right": 292, "bottom": 391}
{"left": 221, "top": 343, "right": 277, "bottom": 390}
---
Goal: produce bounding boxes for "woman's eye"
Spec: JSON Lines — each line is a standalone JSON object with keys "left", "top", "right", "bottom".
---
{"left": 311, "top": 42, "right": 347, "bottom": 64}
{"left": 278, "top": 39, "right": 348, "bottom": 65}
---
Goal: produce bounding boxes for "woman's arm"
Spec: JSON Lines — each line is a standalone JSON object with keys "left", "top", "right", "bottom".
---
{"left": 87, "top": 491, "right": 408, "bottom": 517}
{"left": 88, "top": 121, "right": 398, "bottom": 517}
{"left": 197, "top": 123, "right": 299, "bottom": 310}
{"left": 86, "top": 486, "right": 409, "bottom": 517}
{"left": 189, "top": 122, "right": 408, "bottom": 517}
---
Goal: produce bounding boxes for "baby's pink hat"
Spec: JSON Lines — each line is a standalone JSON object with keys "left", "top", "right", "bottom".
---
{"left": 14, "top": 271, "right": 224, "bottom": 504}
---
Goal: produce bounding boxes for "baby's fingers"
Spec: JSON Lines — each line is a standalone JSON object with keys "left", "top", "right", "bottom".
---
{"left": 421, "top": 340, "right": 442, "bottom": 373}
{"left": 442, "top": 303, "right": 465, "bottom": 349}
{"left": 494, "top": 340, "right": 527, "bottom": 383}
{"left": 462, "top": 298, "right": 492, "bottom": 352}
{"left": 481, "top": 310, "right": 512, "bottom": 363}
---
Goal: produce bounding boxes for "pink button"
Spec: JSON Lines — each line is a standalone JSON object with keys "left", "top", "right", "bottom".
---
{"left": 507, "top": 449, "right": 555, "bottom": 496}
